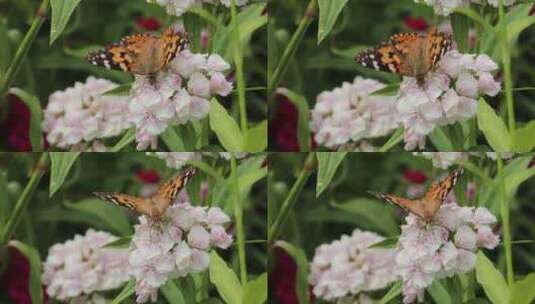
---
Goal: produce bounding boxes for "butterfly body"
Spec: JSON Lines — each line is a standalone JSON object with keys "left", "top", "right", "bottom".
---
{"left": 93, "top": 167, "right": 195, "bottom": 219}
{"left": 86, "top": 27, "right": 188, "bottom": 76}
{"left": 355, "top": 27, "right": 452, "bottom": 85}
{"left": 369, "top": 168, "right": 463, "bottom": 222}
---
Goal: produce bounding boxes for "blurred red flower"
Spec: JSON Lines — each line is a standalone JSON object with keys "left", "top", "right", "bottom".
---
{"left": 0, "top": 95, "right": 32, "bottom": 151}
{"left": 270, "top": 247, "right": 299, "bottom": 304}
{"left": 270, "top": 95, "right": 316, "bottom": 151}
{"left": 136, "top": 16, "right": 161, "bottom": 31}
{"left": 404, "top": 16, "right": 429, "bottom": 31}
{"left": 403, "top": 169, "right": 427, "bottom": 184}
{"left": 0, "top": 247, "right": 32, "bottom": 304}
{"left": 136, "top": 169, "right": 161, "bottom": 184}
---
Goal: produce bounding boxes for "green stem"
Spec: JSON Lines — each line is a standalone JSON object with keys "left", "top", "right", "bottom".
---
{"left": 0, "top": 0, "right": 50, "bottom": 98}
{"left": 230, "top": 0, "right": 247, "bottom": 132}
{"left": 267, "top": 0, "right": 317, "bottom": 100}
{"left": 230, "top": 155, "right": 247, "bottom": 283}
{"left": 268, "top": 152, "right": 316, "bottom": 246}
{"left": 0, "top": 153, "right": 49, "bottom": 246}
{"left": 498, "top": 0, "right": 515, "bottom": 131}
{"left": 496, "top": 156, "right": 514, "bottom": 285}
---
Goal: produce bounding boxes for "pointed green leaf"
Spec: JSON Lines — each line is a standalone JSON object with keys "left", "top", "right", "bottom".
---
{"left": 317, "top": 0, "right": 349, "bottom": 44}
{"left": 50, "top": 0, "right": 82, "bottom": 44}
{"left": 511, "top": 273, "right": 535, "bottom": 304}
{"left": 243, "top": 121, "right": 267, "bottom": 152}
{"left": 49, "top": 152, "right": 80, "bottom": 197}
{"left": 209, "top": 99, "right": 244, "bottom": 151}
{"left": 209, "top": 251, "right": 243, "bottom": 304}
{"left": 475, "top": 251, "right": 509, "bottom": 304}
{"left": 378, "top": 281, "right": 402, "bottom": 304}
{"left": 477, "top": 98, "right": 511, "bottom": 151}
{"left": 110, "top": 280, "right": 135, "bottom": 304}
{"left": 243, "top": 273, "right": 267, "bottom": 304}
{"left": 316, "top": 152, "right": 347, "bottom": 197}
{"left": 161, "top": 280, "right": 186, "bottom": 304}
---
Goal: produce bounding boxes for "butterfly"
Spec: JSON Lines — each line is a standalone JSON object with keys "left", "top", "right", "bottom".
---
{"left": 86, "top": 26, "right": 189, "bottom": 75}
{"left": 369, "top": 168, "right": 463, "bottom": 222}
{"left": 355, "top": 27, "right": 452, "bottom": 85}
{"left": 93, "top": 167, "right": 196, "bottom": 219}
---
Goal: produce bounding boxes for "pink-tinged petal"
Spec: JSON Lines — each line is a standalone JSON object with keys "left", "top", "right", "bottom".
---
{"left": 478, "top": 72, "right": 501, "bottom": 97}
{"left": 454, "top": 225, "right": 477, "bottom": 250}
{"left": 472, "top": 207, "right": 497, "bottom": 227}
{"left": 455, "top": 72, "right": 478, "bottom": 98}
{"left": 475, "top": 54, "right": 498, "bottom": 72}
{"left": 476, "top": 225, "right": 500, "bottom": 249}
{"left": 187, "top": 225, "right": 211, "bottom": 250}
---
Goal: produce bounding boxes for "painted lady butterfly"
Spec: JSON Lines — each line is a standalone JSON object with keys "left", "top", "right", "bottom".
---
{"left": 369, "top": 168, "right": 463, "bottom": 222}
{"left": 86, "top": 26, "right": 189, "bottom": 75}
{"left": 94, "top": 167, "right": 196, "bottom": 219}
{"left": 355, "top": 27, "right": 452, "bottom": 85}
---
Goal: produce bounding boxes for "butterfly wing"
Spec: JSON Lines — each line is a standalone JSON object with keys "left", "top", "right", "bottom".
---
{"left": 160, "top": 27, "right": 189, "bottom": 66}
{"left": 93, "top": 192, "right": 154, "bottom": 215}
{"left": 355, "top": 33, "right": 422, "bottom": 77}
{"left": 422, "top": 168, "right": 463, "bottom": 216}
{"left": 152, "top": 167, "right": 196, "bottom": 202}
{"left": 424, "top": 27, "right": 452, "bottom": 71}
{"left": 368, "top": 191, "right": 427, "bottom": 219}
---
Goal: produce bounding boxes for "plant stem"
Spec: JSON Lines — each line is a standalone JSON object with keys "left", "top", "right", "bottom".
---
{"left": 0, "top": 0, "right": 50, "bottom": 99}
{"left": 267, "top": 0, "right": 317, "bottom": 99}
{"left": 0, "top": 153, "right": 49, "bottom": 246}
{"left": 498, "top": 0, "right": 515, "bottom": 131}
{"left": 230, "top": 0, "right": 248, "bottom": 132}
{"left": 230, "top": 155, "right": 247, "bottom": 283}
{"left": 268, "top": 152, "right": 316, "bottom": 246}
{"left": 496, "top": 156, "right": 514, "bottom": 285}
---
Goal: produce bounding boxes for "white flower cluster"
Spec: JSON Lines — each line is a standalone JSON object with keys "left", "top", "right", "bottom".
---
{"left": 415, "top": 0, "right": 516, "bottom": 16}
{"left": 129, "top": 203, "right": 233, "bottom": 303}
{"left": 308, "top": 229, "right": 398, "bottom": 303}
{"left": 398, "top": 51, "right": 501, "bottom": 150}
{"left": 312, "top": 51, "right": 501, "bottom": 151}
{"left": 42, "top": 76, "right": 131, "bottom": 151}
{"left": 148, "top": 0, "right": 248, "bottom": 16}
{"left": 41, "top": 229, "right": 130, "bottom": 301}
{"left": 414, "top": 152, "right": 468, "bottom": 169}
{"left": 148, "top": 152, "right": 247, "bottom": 169}
{"left": 310, "top": 77, "right": 399, "bottom": 148}
{"left": 396, "top": 203, "right": 499, "bottom": 303}
{"left": 131, "top": 50, "right": 233, "bottom": 150}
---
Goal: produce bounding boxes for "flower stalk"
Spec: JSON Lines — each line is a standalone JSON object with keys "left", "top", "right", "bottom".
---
{"left": 498, "top": 0, "right": 515, "bottom": 131}
{"left": 267, "top": 0, "right": 317, "bottom": 100}
{"left": 230, "top": 0, "right": 248, "bottom": 132}
{"left": 0, "top": 0, "right": 50, "bottom": 99}
{"left": 0, "top": 153, "right": 49, "bottom": 246}
{"left": 268, "top": 152, "right": 316, "bottom": 246}
{"left": 230, "top": 155, "right": 247, "bottom": 283}
{"left": 496, "top": 156, "right": 514, "bottom": 285}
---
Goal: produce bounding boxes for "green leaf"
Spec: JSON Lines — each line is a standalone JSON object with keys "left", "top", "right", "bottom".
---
{"left": 370, "top": 236, "right": 399, "bottom": 249}
{"left": 428, "top": 279, "right": 453, "bottom": 304}
{"left": 370, "top": 83, "right": 400, "bottom": 96}
{"left": 8, "top": 88, "right": 44, "bottom": 151}
{"left": 161, "top": 127, "right": 186, "bottom": 151}
{"left": 9, "top": 241, "right": 43, "bottom": 304}
{"left": 476, "top": 251, "right": 509, "bottom": 304}
{"left": 209, "top": 99, "right": 244, "bottom": 151}
{"left": 66, "top": 198, "right": 132, "bottom": 236}
{"left": 378, "top": 128, "right": 403, "bottom": 152}
{"left": 317, "top": 0, "right": 349, "bottom": 44}
{"left": 49, "top": 152, "right": 81, "bottom": 197}
{"left": 110, "top": 280, "right": 135, "bottom": 304}
{"left": 0, "top": 171, "right": 9, "bottom": 227}
{"left": 161, "top": 280, "right": 186, "bottom": 304}
{"left": 103, "top": 83, "right": 132, "bottom": 96}
{"left": 102, "top": 236, "right": 132, "bottom": 249}
{"left": 0, "top": 22, "right": 10, "bottom": 74}
{"left": 429, "top": 127, "right": 455, "bottom": 151}
{"left": 316, "top": 152, "right": 347, "bottom": 197}
{"left": 275, "top": 241, "right": 310, "bottom": 304}
{"left": 209, "top": 251, "right": 243, "bottom": 304}
{"left": 332, "top": 199, "right": 399, "bottom": 236}
{"left": 510, "top": 273, "right": 535, "bottom": 304}
{"left": 111, "top": 128, "right": 135, "bottom": 152}
{"left": 451, "top": 12, "right": 470, "bottom": 52}
{"left": 512, "top": 120, "right": 535, "bottom": 152}
{"left": 243, "top": 121, "right": 267, "bottom": 152}
{"left": 243, "top": 273, "right": 267, "bottom": 304}
{"left": 50, "top": 0, "right": 82, "bottom": 44}
{"left": 477, "top": 98, "right": 511, "bottom": 151}
{"left": 378, "top": 281, "right": 402, "bottom": 304}
{"left": 276, "top": 88, "right": 311, "bottom": 151}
